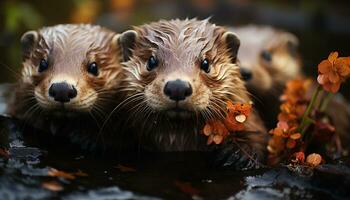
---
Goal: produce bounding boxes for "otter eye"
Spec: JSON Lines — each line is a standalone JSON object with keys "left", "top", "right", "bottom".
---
{"left": 38, "top": 59, "right": 49, "bottom": 72}
{"left": 261, "top": 50, "right": 272, "bottom": 62}
{"left": 200, "top": 59, "right": 210, "bottom": 73}
{"left": 87, "top": 62, "right": 98, "bottom": 76}
{"left": 147, "top": 56, "right": 158, "bottom": 71}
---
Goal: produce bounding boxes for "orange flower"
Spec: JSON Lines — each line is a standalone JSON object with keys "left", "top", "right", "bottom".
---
{"left": 225, "top": 102, "right": 252, "bottom": 131}
{"left": 226, "top": 101, "right": 252, "bottom": 117}
{"left": 268, "top": 121, "right": 301, "bottom": 151}
{"left": 317, "top": 52, "right": 350, "bottom": 93}
{"left": 292, "top": 151, "right": 305, "bottom": 163}
{"left": 267, "top": 79, "right": 311, "bottom": 160}
{"left": 281, "top": 79, "right": 312, "bottom": 104}
{"left": 267, "top": 135, "right": 285, "bottom": 154}
{"left": 306, "top": 153, "right": 322, "bottom": 167}
{"left": 202, "top": 101, "right": 251, "bottom": 145}
{"left": 203, "top": 120, "right": 229, "bottom": 145}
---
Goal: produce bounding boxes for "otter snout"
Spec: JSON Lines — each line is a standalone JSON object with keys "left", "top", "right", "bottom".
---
{"left": 49, "top": 82, "right": 77, "bottom": 103}
{"left": 240, "top": 67, "right": 253, "bottom": 81}
{"left": 164, "top": 79, "right": 192, "bottom": 101}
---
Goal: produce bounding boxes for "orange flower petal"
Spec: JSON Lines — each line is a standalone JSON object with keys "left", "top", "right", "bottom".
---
{"left": 306, "top": 153, "right": 322, "bottom": 167}
{"left": 328, "top": 71, "right": 340, "bottom": 83}
{"left": 203, "top": 123, "right": 212, "bottom": 136}
{"left": 277, "top": 121, "right": 289, "bottom": 131}
{"left": 290, "top": 133, "right": 301, "bottom": 140}
{"left": 317, "top": 74, "right": 326, "bottom": 84}
{"left": 335, "top": 58, "right": 350, "bottom": 77}
{"left": 207, "top": 135, "right": 213, "bottom": 145}
{"left": 213, "top": 135, "right": 223, "bottom": 144}
{"left": 329, "top": 82, "right": 341, "bottom": 93}
{"left": 273, "top": 128, "right": 283, "bottom": 136}
{"left": 235, "top": 114, "right": 247, "bottom": 123}
{"left": 286, "top": 139, "right": 296, "bottom": 149}
{"left": 226, "top": 101, "right": 235, "bottom": 110}
{"left": 294, "top": 151, "right": 305, "bottom": 162}
{"left": 328, "top": 51, "right": 338, "bottom": 63}
{"left": 318, "top": 60, "right": 332, "bottom": 74}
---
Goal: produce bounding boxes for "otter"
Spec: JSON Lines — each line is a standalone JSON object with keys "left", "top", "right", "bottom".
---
{"left": 233, "top": 25, "right": 301, "bottom": 92}
{"left": 232, "top": 25, "right": 302, "bottom": 128}
{"left": 117, "top": 19, "right": 267, "bottom": 169}
{"left": 7, "top": 24, "right": 127, "bottom": 151}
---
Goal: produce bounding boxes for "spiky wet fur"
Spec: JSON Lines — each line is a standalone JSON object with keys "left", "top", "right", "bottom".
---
{"left": 120, "top": 19, "right": 267, "bottom": 169}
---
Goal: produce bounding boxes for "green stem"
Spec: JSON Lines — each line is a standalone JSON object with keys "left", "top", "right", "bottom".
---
{"left": 299, "top": 85, "right": 322, "bottom": 136}
{"left": 319, "top": 92, "right": 334, "bottom": 112}
{"left": 300, "top": 117, "right": 316, "bottom": 136}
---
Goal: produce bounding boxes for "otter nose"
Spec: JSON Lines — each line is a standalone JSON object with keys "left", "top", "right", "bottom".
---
{"left": 48, "top": 82, "right": 77, "bottom": 103}
{"left": 164, "top": 79, "right": 192, "bottom": 101}
{"left": 240, "top": 67, "right": 253, "bottom": 81}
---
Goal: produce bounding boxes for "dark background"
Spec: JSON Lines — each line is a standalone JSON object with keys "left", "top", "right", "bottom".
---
{"left": 1, "top": 0, "right": 349, "bottom": 99}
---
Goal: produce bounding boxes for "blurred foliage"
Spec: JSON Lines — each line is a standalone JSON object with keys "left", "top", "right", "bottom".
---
{"left": 4, "top": 1, "right": 43, "bottom": 31}
{"left": 71, "top": 0, "right": 101, "bottom": 23}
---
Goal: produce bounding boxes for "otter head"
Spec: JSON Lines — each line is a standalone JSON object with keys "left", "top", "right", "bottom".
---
{"left": 120, "top": 19, "right": 247, "bottom": 121}
{"left": 19, "top": 24, "right": 123, "bottom": 116}
{"left": 235, "top": 26, "right": 301, "bottom": 91}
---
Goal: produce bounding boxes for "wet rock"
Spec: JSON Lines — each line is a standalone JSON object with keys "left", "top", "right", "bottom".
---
{"left": 63, "top": 187, "right": 160, "bottom": 200}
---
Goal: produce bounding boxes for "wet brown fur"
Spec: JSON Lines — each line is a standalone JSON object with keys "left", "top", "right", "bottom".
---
{"left": 121, "top": 19, "right": 267, "bottom": 167}
{"left": 7, "top": 24, "right": 125, "bottom": 145}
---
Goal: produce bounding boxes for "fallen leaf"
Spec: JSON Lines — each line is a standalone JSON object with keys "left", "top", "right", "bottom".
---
{"left": 174, "top": 181, "right": 200, "bottom": 196}
{"left": 0, "top": 148, "right": 10, "bottom": 159}
{"left": 42, "top": 181, "right": 63, "bottom": 192}
{"left": 48, "top": 168, "right": 76, "bottom": 180}
{"left": 114, "top": 164, "right": 137, "bottom": 172}
{"left": 75, "top": 170, "right": 88, "bottom": 177}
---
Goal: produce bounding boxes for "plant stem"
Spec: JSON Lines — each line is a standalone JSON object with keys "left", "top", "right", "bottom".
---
{"left": 299, "top": 85, "right": 321, "bottom": 136}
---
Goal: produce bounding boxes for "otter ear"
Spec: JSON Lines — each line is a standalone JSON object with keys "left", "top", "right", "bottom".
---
{"left": 21, "top": 31, "right": 40, "bottom": 59}
{"left": 222, "top": 32, "right": 240, "bottom": 63}
{"left": 116, "top": 30, "right": 138, "bottom": 61}
{"left": 285, "top": 34, "right": 299, "bottom": 57}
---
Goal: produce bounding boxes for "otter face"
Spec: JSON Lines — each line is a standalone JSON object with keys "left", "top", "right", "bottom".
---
{"left": 121, "top": 19, "right": 245, "bottom": 120}
{"left": 235, "top": 26, "right": 301, "bottom": 91}
{"left": 20, "top": 25, "right": 122, "bottom": 115}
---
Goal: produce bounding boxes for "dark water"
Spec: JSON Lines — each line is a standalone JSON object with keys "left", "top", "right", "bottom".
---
{"left": 0, "top": 85, "right": 350, "bottom": 200}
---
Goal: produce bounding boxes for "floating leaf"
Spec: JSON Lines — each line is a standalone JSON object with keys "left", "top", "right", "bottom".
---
{"left": 42, "top": 181, "right": 63, "bottom": 192}
{"left": 0, "top": 148, "right": 10, "bottom": 159}
{"left": 47, "top": 168, "right": 88, "bottom": 180}
{"left": 174, "top": 181, "right": 200, "bottom": 196}
{"left": 114, "top": 164, "right": 137, "bottom": 172}
{"left": 75, "top": 170, "right": 88, "bottom": 177}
